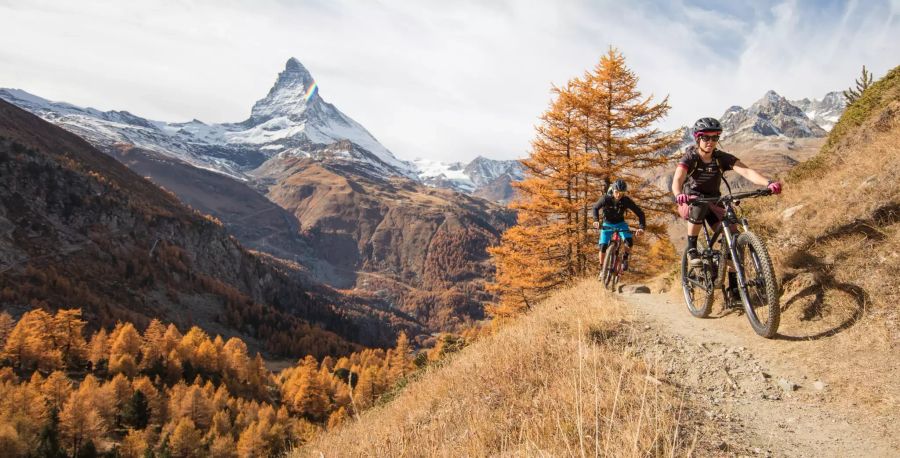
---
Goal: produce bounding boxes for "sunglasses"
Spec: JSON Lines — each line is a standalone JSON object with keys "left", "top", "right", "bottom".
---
{"left": 698, "top": 135, "right": 720, "bottom": 143}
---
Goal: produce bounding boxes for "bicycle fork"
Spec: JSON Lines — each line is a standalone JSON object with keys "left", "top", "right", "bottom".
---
{"left": 721, "top": 224, "right": 749, "bottom": 292}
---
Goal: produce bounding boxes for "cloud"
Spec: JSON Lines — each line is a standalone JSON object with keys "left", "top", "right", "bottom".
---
{"left": 0, "top": 0, "right": 898, "bottom": 162}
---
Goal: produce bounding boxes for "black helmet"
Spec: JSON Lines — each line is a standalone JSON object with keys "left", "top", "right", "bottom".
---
{"left": 611, "top": 179, "right": 627, "bottom": 192}
{"left": 692, "top": 117, "right": 723, "bottom": 138}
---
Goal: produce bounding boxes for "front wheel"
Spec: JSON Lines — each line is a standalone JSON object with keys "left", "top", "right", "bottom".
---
{"left": 601, "top": 243, "right": 619, "bottom": 292}
{"left": 734, "top": 232, "right": 780, "bottom": 338}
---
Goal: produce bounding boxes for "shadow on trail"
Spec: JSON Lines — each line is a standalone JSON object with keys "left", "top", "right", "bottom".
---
{"left": 775, "top": 250, "right": 869, "bottom": 341}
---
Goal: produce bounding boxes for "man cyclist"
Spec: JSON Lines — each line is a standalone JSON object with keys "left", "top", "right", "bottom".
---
{"left": 592, "top": 179, "right": 645, "bottom": 273}
{"left": 671, "top": 117, "right": 782, "bottom": 301}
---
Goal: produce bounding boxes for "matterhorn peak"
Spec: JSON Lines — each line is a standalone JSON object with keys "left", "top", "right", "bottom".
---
{"left": 279, "top": 57, "right": 316, "bottom": 89}
{"left": 249, "top": 58, "right": 320, "bottom": 124}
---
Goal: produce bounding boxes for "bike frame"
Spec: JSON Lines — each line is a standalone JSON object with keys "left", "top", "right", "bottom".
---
{"left": 685, "top": 190, "right": 770, "bottom": 294}
{"left": 601, "top": 227, "right": 631, "bottom": 279}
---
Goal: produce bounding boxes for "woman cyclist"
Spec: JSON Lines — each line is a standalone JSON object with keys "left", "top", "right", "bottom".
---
{"left": 672, "top": 117, "right": 782, "bottom": 301}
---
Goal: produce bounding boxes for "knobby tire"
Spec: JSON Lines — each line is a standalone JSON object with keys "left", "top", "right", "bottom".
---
{"left": 735, "top": 232, "right": 780, "bottom": 338}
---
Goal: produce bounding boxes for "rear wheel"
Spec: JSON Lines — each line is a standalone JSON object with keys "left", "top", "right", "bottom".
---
{"left": 734, "top": 232, "right": 780, "bottom": 338}
{"left": 681, "top": 241, "right": 714, "bottom": 318}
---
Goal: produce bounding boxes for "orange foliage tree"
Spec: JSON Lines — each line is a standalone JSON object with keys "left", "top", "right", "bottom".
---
{"left": 489, "top": 48, "right": 678, "bottom": 316}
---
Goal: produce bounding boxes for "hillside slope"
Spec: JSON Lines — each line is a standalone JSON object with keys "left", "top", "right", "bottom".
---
{"left": 253, "top": 153, "right": 515, "bottom": 331}
{"left": 753, "top": 65, "right": 899, "bottom": 344}
{"left": 0, "top": 99, "right": 419, "bottom": 357}
{"left": 296, "top": 281, "right": 698, "bottom": 456}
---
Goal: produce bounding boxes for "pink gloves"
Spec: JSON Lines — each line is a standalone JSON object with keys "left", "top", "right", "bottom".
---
{"left": 767, "top": 181, "right": 782, "bottom": 194}
{"left": 675, "top": 194, "right": 690, "bottom": 205}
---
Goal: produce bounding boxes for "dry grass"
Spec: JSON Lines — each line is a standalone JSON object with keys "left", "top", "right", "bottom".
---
{"left": 750, "top": 101, "right": 900, "bottom": 344}
{"left": 293, "top": 280, "right": 695, "bottom": 457}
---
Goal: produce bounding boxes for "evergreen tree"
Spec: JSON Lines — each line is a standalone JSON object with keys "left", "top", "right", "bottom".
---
{"left": 35, "top": 407, "right": 66, "bottom": 458}
{"left": 76, "top": 439, "right": 98, "bottom": 458}
{"left": 123, "top": 390, "right": 151, "bottom": 429}
{"left": 844, "top": 65, "right": 874, "bottom": 104}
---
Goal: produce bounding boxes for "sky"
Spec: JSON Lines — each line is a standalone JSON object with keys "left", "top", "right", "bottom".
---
{"left": 1, "top": 0, "right": 898, "bottom": 163}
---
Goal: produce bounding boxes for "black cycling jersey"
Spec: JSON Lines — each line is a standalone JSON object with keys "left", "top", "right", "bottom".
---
{"left": 677, "top": 145, "right": 739, "bottom": 197}
{"left": 592, "top": 195, "right": 646, "bottom": 229}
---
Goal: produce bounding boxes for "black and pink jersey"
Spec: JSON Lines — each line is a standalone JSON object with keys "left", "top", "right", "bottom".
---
{"left": 677, "top": 145, "right": 739, "bottom": 197}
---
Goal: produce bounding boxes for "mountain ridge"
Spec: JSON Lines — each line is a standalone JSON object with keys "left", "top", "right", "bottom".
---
{"left": 0, "top": 98, "right": 420, "bottom": 356}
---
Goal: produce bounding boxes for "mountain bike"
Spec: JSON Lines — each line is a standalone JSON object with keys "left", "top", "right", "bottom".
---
{"left": 681, "top": 189, "right": 780, "bottom": 338}
{"left": 599, "top": 228, "right": 632, "bottom": 292}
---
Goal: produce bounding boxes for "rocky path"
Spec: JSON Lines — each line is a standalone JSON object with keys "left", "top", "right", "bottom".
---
{"left": 616, "top": 289, "right": 898, "bottom": 457}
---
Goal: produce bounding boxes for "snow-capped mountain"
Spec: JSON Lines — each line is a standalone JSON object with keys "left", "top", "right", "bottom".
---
{"left": 464, "top": 156, "right": 525, "bottom": 187}
{"left": 0, "top": 58, "right": 417, "bottom": 180}
{"left": 789, "top": 91, "right": 846, "bottom": 131}
{"left": 414, "top": 156, "right": 524, "bottom": 201}
{"left": 652, "top": 89, "right": 845, "bottom": 163}
{"left": 414, "top": 158, "right": 475, "bottom": 192}
{"left": 720, "top": 90, "right": 827, "bottom": 141}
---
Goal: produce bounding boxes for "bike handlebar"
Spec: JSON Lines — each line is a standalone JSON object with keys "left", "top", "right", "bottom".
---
{"left": 589, "top": 224, "right": 642, "bottom": 233}
{"left": 688, "top": 188, "right": 772, "bottom": 204}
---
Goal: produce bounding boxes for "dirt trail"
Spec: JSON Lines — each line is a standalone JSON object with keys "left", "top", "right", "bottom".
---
{"left": 616, "top": 288, "right": 898, "bottom": 457}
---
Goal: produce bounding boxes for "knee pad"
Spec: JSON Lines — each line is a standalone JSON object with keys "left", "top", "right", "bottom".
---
{"left": 599, "top": 243, "right": 609, "bottom": 253}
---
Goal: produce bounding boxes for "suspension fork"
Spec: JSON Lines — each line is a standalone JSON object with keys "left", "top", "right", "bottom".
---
{"left": 721, "top": 223, "right": 749, "bottom": 290}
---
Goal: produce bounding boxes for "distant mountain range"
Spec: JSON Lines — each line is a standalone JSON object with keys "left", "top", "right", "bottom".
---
{"left": 414, "top": 156, "right": 524, "bottom": 203}
{"left": 1, "top": 59, "right": 514, "bottom": 336}
{"left": 0, "top": 98, "right": 421, "bottom": 357}
{"left": 0, "top": 58, "right": 519, "bottom": 201}
{"left": 661, "top": 90, "right": 846, "bottom": 151}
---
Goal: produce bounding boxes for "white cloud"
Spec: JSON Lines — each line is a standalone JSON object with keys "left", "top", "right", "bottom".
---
{"left": 1, "top": 0, "right": 898, "bottom": 162}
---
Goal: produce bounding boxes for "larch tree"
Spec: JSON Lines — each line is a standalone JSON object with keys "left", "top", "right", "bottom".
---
{"left": 209, "top": 433, "right": 237, "bottom": 458}
{"left": 387, "top": 331, "right": 413, "bottom": 380}
{"left": 41, "top": 371, "right": 74, "bottom": 413}
{"left": 576, "top": 48, "right": 675, "bottom": 222}
{"left": 283, "top": 356, "right": 328, "bottom": 421}
{"left": 119, "top": 428, "right": 150, "bottom": 458}
{"left": 488, "top": 81, "right": 589, "bottom": 317}
{"left": 236, "top": 421, "right": 267, "bottom": 458}
{"left": 2, "top": 309, "right": 62, "bottom": 371}
{"left": 59, "top": 380, "right": 107, "bottom": 457}
{"left": 176, "top": 384, "right": 214, "bottom": 430}
{"left": 488, "top": 47, "right": 678, "bottom": 315}
{"left": 109, "top": 323, "right": 142, "bottom": 377}
{"left": 168, "top": 417, "right": 203, "bottom": 458}
{"left": 50, "top": 309, "right": 87, "bottom": 368}
{"left": 140, "top": 319, "right": 167, "bottom": 371}
{"left": 87, "top": 329, "right": 109, "bottom": 370}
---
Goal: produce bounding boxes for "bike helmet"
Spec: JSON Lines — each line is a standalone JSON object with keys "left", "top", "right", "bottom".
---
{"left": 692, "top": 117, "right": 723, "bottom": 139}
{"left": 610, "top": 179, "right": 627, "bottom": 192}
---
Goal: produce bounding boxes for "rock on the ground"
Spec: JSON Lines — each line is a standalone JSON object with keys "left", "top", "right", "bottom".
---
{"left": 622, "top": 284, "right": 651, "bottom": 294}
{"left": 777, "top": 378, "right": 798, "bottom": 392}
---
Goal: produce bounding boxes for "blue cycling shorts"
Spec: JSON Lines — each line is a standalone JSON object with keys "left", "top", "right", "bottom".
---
{"left": 599, "top": 221, "right": 632, "bottom": 245}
